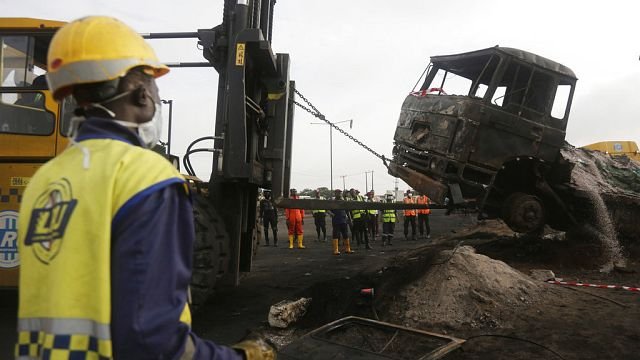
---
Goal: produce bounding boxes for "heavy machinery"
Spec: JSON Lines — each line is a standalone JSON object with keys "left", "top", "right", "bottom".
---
{"left": 582, "top": 141, "right": 640, "bottom": 161}
{"left": 0, "top": 18, "right": 71, "bottom": 287}
{"left": 389, "top": 46, "right": 578, "bottom": 233}
{"left": 0, "top": 1, "right": 294, "bottom": 308}
{"left": 0, "top": 4, "right": 431, "bottom": 306}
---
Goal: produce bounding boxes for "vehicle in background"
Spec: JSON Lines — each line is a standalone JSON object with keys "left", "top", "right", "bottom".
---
{"left": 0, "top": 18, "right": 73, "bottom": 287}
{"left": 390, "top": 46, "right": 577, "bottom": 233}
{"left": 0, "top": 0, "right": 294, "bottom": 311}
{"left": 582, "top": 141, "right": 640, "bottom": 161}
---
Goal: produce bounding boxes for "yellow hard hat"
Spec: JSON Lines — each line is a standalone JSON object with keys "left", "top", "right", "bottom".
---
{"left": 46, "top": 16, "right": 169, "bottom": 100}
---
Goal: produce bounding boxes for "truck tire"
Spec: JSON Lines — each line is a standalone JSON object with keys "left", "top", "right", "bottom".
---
{"left": 502, "top": 192, "right": 545, "bottom": 233}
{"left": 190, "top": 193, "right": 230, "bottom": 310}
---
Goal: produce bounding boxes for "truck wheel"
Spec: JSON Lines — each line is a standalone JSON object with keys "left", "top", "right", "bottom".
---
{"left": 502, "top": 192, "right": 545, "bottom": 233}
{"left": 190, "top": 193, "right": 230, "bottom": 310}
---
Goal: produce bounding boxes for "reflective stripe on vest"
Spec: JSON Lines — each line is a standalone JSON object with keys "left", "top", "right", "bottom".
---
{"left": 312, "top": 197, "right": 326, "bottom": 214}
{"left": 367, "top": 199, "right": 378, "bottom": 214}
{"left": 17, "top": 139, "right": 186, "bottom": 360}
{"left": 403, "top": 197, "right": 416, "bottom": 216}
{"left": 382, "top": 209, "right": 396, "bottom": 222}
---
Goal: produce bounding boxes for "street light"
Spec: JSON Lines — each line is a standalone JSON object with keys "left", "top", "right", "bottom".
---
{"left": 310, "top": 119, "right": 353, "bottom": 191}
{"left": 161, "top": 99, "right": 173, "bottom": 154}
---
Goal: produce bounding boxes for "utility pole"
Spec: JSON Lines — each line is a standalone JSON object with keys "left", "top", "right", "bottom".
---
{"left": 371, "top": 170, "right": 374, "bottom": 191}
{"left": 365, "top": 172, "right": 368, "bottom": 193}
{"left": 340, "top": 175, "right": 347, "bottom": 191}
{"left": 365, "top": 170, "right": 374, "bottom": 192}
{"left": 394, "top": 178, "right": 399, "bottom": 201}
{"left": 310, "top": 119, "right": 353, "bottom": 191}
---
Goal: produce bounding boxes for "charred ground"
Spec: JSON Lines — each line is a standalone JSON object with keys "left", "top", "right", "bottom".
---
{"left": 192, "top": 214, "right": 639, "bottom": 360}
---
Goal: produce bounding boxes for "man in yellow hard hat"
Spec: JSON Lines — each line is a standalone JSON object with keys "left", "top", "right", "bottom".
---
{"left": 15, "top": 16, "right": 272, "bottom": 360}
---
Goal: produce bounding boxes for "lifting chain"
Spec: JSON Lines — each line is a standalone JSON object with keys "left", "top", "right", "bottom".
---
{"left": 293, "top": 88, "right": 390, "bottom": 168}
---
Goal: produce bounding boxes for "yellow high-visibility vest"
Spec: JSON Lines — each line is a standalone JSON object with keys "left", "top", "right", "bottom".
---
{"left": 382, "top": 209, "right": 396, "bottom": 223}
{"left": 16, "top": 139, "right": 188, "bottom": 360}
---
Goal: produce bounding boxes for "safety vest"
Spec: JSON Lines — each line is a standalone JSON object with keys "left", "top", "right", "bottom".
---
{"left": 382, "top": 209, "right": 396, "bottom": 223}
{"left": 16, "top": 139, "right": 188, "bottom": 360}
{"left": 367, "top": 198, "right": 378, "bottom": 215}
{"left": 403, "top": 196, "right": 416, "bottom": 216}
{"left": 350, "top": 195, "right": 365, "bottom": 219}
{"left": 312, "top": 197, "right": 326, "bottom": 214}
{"left": 416, "top": 195, "right": 431, "bottom": 215}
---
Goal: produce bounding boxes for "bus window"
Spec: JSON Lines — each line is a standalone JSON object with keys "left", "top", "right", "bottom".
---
{"left": 1, "top": 35, "right": 48, "bottom": 88}
{"left": 0, "top": 90, "right": 54, "bottom": 135}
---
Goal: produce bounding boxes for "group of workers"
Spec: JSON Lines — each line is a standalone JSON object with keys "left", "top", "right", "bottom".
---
{"left": 259, "top": 187, "right": 432, "bottom": 256}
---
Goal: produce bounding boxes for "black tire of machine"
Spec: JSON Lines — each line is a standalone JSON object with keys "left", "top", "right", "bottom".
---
{"left": 190, "top": 193, "right": 230, "bottom": 310}
{"left": 501, "top": 192, "right": 545, "bottom": 234}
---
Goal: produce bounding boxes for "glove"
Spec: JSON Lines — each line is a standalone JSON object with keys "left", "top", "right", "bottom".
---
{"left": 232, "top": 338, "right": 276, "bottom": 360}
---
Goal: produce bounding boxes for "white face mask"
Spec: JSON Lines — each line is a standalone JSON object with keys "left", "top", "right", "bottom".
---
{"left": 69, "top": 88, "right": 163, "bottom": 149}
{"left": 114, "top": 100, "right": 163, "bottom": 148}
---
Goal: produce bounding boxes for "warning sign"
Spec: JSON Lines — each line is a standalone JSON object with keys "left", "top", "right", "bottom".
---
{"left": 236, "top": 43, "right": 246, "bottom": 66}
{"left": 0, "top": 210, "right": 19, "bottom": 268}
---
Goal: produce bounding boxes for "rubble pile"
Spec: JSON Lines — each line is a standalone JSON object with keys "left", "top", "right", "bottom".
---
{"left": 385, "top": 246, "right": 541, "bottom": 331}
{"left": 559, "top": 146, "right": 640, "bottom": 267}
{"left": 560, "top": 146, "right": 640, "bottom": 195}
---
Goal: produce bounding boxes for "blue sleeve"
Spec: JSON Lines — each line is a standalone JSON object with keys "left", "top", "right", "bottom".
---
{"left": 111, "top": 184, "right": 244, "bottom": 360}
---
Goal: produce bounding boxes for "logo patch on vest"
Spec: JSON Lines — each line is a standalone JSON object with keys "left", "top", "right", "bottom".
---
{"left": 0, "top": 210, "right": 19, "bottom": 268}
{"left": 24, "top": 178, "right": 77, "bottom": 264}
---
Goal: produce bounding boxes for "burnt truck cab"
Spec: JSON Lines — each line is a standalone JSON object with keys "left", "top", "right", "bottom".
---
{"left": 390, "top": 46, "right": 577, "bottom": 232}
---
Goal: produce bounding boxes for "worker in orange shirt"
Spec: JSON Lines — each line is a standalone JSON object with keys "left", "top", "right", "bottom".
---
{"left": 285, "top": 188, "right": 305, "bottom": 249}
{"left": 416, "top": 192, "right": 431, "bottom": 240}
{"left": 403, "top": 190, "right": 417, "bottom": 241}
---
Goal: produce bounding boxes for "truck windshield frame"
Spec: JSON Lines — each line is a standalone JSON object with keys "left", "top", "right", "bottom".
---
{"left": 420, "top": 52, "right": 574, "bottom": 125}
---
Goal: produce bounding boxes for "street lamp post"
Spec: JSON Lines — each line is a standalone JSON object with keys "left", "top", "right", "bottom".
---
{"left": 161, "top": 99, "right": 173, "bottom": 154}
{"left": 310, "top": 119, "right": 353, "bottom": 191}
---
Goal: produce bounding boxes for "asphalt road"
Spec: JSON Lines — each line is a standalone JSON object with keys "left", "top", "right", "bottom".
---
{"left": 0, "top": 210, "right": 476, "bottom": 358}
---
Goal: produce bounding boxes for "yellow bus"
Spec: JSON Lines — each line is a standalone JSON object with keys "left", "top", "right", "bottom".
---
{"left": 0, "top": 18, "right": 69, "bottom": 287}
{"left": 582, "top": 141, "right": 640, "bottom": 161}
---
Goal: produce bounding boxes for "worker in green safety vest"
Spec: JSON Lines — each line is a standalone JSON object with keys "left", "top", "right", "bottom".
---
{"left": 381, "top": 192, "right": 397, "bottom": 246}
{"left": 366, "top": 190, "right": 379, "bottom": 242}
{"left": 348, "top": 188, "right": 371, "bottom": 249}
{"left": 311, "top": 189, "right": 327, "bottom": 242}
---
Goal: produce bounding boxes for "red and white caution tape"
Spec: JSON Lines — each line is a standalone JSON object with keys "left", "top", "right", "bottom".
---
{"left": 546, "top": 280, "right": 640, "bottom": 293}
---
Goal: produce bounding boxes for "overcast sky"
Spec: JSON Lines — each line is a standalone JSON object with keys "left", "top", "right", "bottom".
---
{"left": 4, "top": 0, "right": 640, "bottom": 193}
